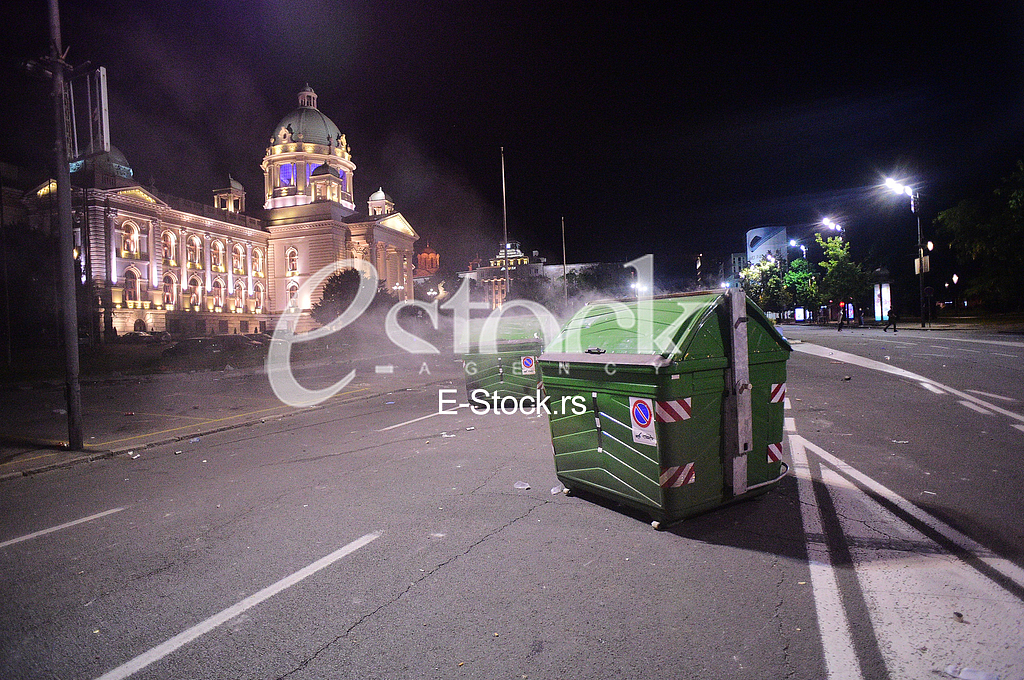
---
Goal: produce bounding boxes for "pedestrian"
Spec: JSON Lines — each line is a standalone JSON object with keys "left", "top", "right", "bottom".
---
{"left": 857, "top": 306, "right": 864, "bottom": 327}
{"left": 883, "top": 308, "right": 898, "bottom": 333}
{"left": 837, "top": 309, "right": 845, "bottom": 332}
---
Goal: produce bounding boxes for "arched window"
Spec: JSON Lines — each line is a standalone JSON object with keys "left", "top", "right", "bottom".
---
{"left": 253, "top": 282, "right": 265, "bottom": 310}
{"left": 124, "top": 269, "right": 139, "bottom": 302}
{"left": 287, "top": 281, "right": 299, "bottom": 308}
{"left": 232, "top": 244, "right": 245, "bottom": 273}
{"left": 162, "top": 231, "right": 177, "bottom": 263}
{"left": 286, "top": 247, "right": 298, "bottom": 274}
{"left": 162, "top": 273, "right": 177, "bottom": 306}
{"left": 188, "top": 276, "right": 203, "bottom": 307}
{"left": 186, "top": 236, "right": 202, "bottom": 267}
{"left": 122, "top": 222, "right": 140, "bottom": 256}
{"left": 211, "top": 240, "right": 225, "bottom": 270}
{"left": 252, "top": 248, "right": 264, "bottom": 276}
{"left": 212, "top": 278, "right": 225, "bottom": 307}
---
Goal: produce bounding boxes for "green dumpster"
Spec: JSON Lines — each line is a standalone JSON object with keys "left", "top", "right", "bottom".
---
{"left": 537, "top": 290, "right": 791, "bottom": 527}
{"left": 463, "top": 337, "right": 545, "bottom": 402}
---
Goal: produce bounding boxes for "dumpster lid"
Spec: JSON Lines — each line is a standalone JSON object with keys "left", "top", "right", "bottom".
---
{"left": 539, "top": 291, "right": 790, "bottom": 364}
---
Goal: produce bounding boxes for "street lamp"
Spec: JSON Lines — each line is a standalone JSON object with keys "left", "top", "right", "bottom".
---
{"left": 821, "top": 218, "right": 843, "bottom": 233}
{"left": 885, "top": 177, "right": 927, "bottom": 327}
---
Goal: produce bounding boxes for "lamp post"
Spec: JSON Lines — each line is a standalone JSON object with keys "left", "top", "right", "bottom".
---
{"left": 885, "top": 178, "right": 926, "bottom": 327}
{"left": 821, "top": 218, "right": 843, "bottom": 235}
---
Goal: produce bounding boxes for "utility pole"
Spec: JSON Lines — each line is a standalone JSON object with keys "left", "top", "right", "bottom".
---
{"left": 561, "top": 216, "right": 567, "bottom": 309}
{"left": 500, "top": 146, "right": 510, "bottom": 305}
{"left": 48, "top": 0, "right": 84, "bottom": 450}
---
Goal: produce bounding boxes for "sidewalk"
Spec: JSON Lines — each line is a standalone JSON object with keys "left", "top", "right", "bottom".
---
{"left": 0, "top": 354, "right": 462, "bottom": 482}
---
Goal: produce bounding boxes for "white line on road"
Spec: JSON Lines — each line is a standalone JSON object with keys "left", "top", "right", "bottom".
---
{"left": 966, "top": 389, "right": 1018, "bottom": 402}
{"left": 95, "top": 532, "right": 381, "bottom": 680}
{"left": 993, "top": 352, "right": 1020, "bottom": 358}
{"left": 799, "top": 437, "right": 1024, "bottom": 592}
{"left": 378, "top": 411, "right": 445, "bottom": 431}
{"left": 1013, "top": 424, "right": 1024, "bottom": 435}
{"left": 0, "top": 507, "right": 125, "bottom": 549}
{"left": 793, "top": 343, "right": 1024, "bottom": 426}
{"left": 919, "top": 382, "right": 945, "bottom": 395}
{"left": 789, "top": 436, "right": 864, "bottom": 680}
{"left": 959, "top": 400, "right": 994, "bottom": 415}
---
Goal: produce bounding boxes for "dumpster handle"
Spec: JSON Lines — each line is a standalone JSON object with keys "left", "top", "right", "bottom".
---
{"left": 745, "top": 461, "right": 789, "bottom": 492}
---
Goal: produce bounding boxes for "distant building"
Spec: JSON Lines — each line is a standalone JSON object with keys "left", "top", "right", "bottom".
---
{"left": 20, "top": 85, "right": 418, "bottom": 339}
{"left": 746, "top": 225, "right": 788, "bottom": 265}
{"left": 459, "top": 241, "right": 551, "bottom": 309}
{"left": 413, "top": 243, "right": 440, "bottom": 279}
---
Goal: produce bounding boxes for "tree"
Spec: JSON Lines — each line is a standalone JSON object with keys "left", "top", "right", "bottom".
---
{"left": 935, "top": 160, "right": 1024, "bottom": 311}
{"left": 739, "top": 257, "right": 790, "bottom": 313}
{"left": 783, "top": 257, "right": 821, "bottom": 311}
{"left": 310, "top": 268, "right": 390, "bottom": 326}
{"left": 815, "top": 234, "right": 868, "bottom": 308}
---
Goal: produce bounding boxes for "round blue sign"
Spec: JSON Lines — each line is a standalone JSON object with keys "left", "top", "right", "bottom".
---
{"left": 632, "top": 400, "right": 652, "bottom": 428}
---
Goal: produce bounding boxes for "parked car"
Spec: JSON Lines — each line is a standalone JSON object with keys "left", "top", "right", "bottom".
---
{"left": 213, "top": 334, "right": 262, "bottom": 353}
{"left": 243, "top": 332, "right": 275, "bottom": 347}
{"left": 162, "top": 337, "right": 222, "bottom": 357}
{"left": 121, "top": 331, "right": 160, "bottom": 344}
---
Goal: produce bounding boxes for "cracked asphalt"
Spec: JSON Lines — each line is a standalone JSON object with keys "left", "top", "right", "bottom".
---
{"left": 4, "top": 323, "right": 1023, "bottom": 679}
{"left": 0, "top": 353, "right": 824, "bottom": 679}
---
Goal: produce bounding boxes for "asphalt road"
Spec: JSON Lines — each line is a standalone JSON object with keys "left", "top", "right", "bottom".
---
{"left": 1, "top": 323, "right": 1022, "bottom": 679}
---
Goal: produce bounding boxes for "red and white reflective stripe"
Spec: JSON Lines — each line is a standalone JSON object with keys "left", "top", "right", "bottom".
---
{"left": 770, "top": 383, "right": 786, "bottom": 404}
{"left": 767, "top": 442, "right": 783, "bottom": 463}
{"left": 656, "top": 398, "right": 692, "bottom": 422}
{"left": 660, "top": 462, "right": 696, "bottom": 488}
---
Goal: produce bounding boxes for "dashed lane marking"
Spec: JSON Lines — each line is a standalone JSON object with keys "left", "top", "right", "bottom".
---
{"left": 94, "top": 532, "right": 381, "bottom": 680}
{"left": 0, "top": 507, "right": 125, "bottom": 549}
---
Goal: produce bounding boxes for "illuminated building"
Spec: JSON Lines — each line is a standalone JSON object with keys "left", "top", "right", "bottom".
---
{"left": 21, "top": 85, "right": 417, "bottom": 339}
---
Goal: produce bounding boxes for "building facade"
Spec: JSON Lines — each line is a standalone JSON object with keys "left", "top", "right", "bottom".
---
{"left": 22, "top": 86, "right": 417, "bottom": 340}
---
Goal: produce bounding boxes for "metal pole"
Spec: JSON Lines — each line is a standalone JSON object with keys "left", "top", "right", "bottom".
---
{"left": 500, "top": 147, "right": 509, "bottom": 305}
{"left": 561, "top": 215, "right": 567, "bottom": 308}
{"left": 912, "top": 192, "right": 925, "bottom": 328}
{"left": 49, "top": 0, "right": 84, "bottom": 450}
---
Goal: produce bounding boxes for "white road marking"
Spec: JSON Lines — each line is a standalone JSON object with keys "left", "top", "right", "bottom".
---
{"left": 816, "top": 457, "right": 1024, "bottom": 679}
{"left": 800, "top": 437, "right": 1024, "bottom": 591}
{"left": 793, "top": 343, "right": 1024, "bottom": 426}
{"left": 1013, "top": 424, "right": 1024, "bottom": 435}
{"left": 94, "top": 532, "right": 381, "bottom": 680}
{"left": 789, "top": 436, "right": 864, "bottom": 680}
{"left": 966, "top": 389, "right": 1017, "bottom": 402}
{"left": 959, "top": 400, "right": 993, "bottom": 415}
{"left": 0, "top": 507, "right": 125, "bottom": 549}
{"left": 378, "top": 411, "right": 446, "bottom": 431}
{"left": 919, "top": 382, "right": 945, "bottom": 395}
{"left": 992, "top": 352, "right": 1020, "bottom": 358}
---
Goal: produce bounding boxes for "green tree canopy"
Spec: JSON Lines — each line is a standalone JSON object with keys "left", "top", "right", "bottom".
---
{"left": 740, "top": 257, "right": 790, "bottom": 313}
{"left": 815, "top": 234, "right": 868, "bottom": 306}
{"left": 783, "top": 257, "right": 821, "bottom": 310}
{"left": 310, "top": 268, "right": 390, "bottom": 326}
{"left": 935, "top": 160, "right": 1024, "bottom": 310}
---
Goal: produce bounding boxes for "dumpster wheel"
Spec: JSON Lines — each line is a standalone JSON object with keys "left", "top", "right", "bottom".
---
{"left": 651, "top": 520, "right": 664, "bottom": 531}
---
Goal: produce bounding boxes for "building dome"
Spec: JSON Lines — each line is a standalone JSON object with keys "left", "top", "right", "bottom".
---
{"left": 270, "top": 87, "right": 344, "bottom": 148}
{"left": 71, "top": 145, "right": 134, "bottom": 179}
{"left": 310, "top": 163, "right": 340, "bottom": 178}
{"left": 368, "top": 187, "right": 391, "bottom": 202}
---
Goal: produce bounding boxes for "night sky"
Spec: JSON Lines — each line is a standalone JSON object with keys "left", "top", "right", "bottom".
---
{"left": 4, "top": 1, "right": 1024, "bottom": 284}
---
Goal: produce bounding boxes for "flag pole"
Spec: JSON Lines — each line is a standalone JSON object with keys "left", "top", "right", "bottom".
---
{"left": 561, "top": 215, "right": 567, "bottom": 308}
{"left": 501, "top": 147, "right": 510, "bottom": 305}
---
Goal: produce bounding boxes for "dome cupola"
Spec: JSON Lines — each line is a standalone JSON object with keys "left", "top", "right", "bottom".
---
{"left": 262, "top": 86, "right": 356, "bottom": 211}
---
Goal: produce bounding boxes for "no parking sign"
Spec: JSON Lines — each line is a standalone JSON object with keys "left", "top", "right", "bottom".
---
{"left": 629, "top": 397, "right": 657, "bottom": 446}
{"left": 520, "top": 356, "right": 536, "bottom": 375}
